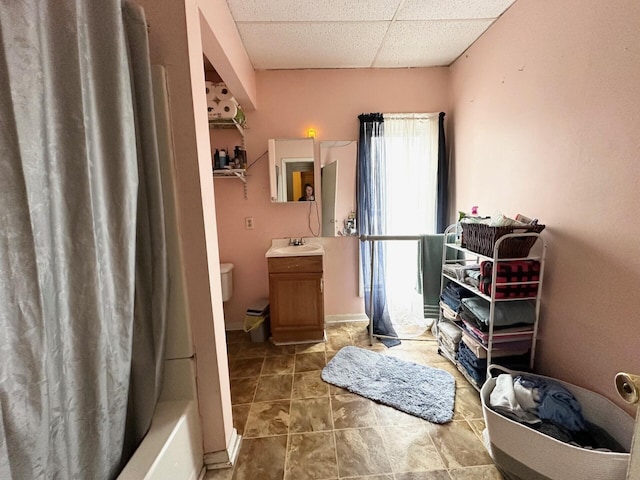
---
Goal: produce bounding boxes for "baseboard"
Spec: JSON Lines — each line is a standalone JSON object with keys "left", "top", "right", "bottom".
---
{"left": 203, "top": 429, "right": 242, "bottom": 470}
{"left": 325, "top": 313, "right": 369, "bottom": 324}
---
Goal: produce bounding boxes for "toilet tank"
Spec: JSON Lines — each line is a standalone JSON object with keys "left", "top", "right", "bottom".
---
{"left": 220, "top": 263, "right": 234, "bottom": 302}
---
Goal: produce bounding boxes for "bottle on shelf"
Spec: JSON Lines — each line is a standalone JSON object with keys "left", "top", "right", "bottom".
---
{"left": 213, "top": 149, "right": 220, "bottom": 170}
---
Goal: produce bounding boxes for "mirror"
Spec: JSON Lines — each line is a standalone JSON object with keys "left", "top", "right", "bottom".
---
{"left": 320, "top": 140, "right": 357, "bottom": 237}
{"left": 268, "top": 138, "right": 316, "bottom": 202}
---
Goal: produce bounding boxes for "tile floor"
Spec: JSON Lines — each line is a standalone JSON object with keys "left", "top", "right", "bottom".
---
{"left": 205, "top": 321, "right": 504, "bottom": 480}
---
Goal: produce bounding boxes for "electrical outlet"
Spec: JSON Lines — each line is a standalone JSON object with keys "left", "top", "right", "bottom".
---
{"left": 245, "top": 217, "right": 254, "bottom": 230}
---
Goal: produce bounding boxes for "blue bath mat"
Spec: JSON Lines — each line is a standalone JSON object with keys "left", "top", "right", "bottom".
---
{"left": 321, "top": 346, "right": 455, "bottom": 423}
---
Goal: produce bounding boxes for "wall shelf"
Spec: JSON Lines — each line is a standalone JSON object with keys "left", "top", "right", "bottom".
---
{"left": 213, "top": 169, "right": 248, "bottom": 198}
{"left": 213, "top": 168, "right": 246, "bottom": 182}
{"left": 208, "top": 118, "right": 245, "bottom": 135}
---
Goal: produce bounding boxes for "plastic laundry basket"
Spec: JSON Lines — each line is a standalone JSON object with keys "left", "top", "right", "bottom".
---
{"left": 481, "top": 366, "right": 634, "bottom": 480}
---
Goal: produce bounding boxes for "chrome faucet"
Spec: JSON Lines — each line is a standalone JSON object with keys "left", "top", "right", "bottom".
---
{"left": 289, "top": 237, "right": 304, "bottom": 246}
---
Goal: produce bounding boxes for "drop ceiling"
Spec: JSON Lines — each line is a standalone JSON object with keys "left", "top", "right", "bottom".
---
{"left": 225, "top": 0, "right": 517, "bottom": 70}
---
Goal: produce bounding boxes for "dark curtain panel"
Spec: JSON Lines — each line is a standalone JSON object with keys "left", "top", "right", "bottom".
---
{"left": 436, "top": 112, "right": 449, "bottom": 233}
{"left": 357, "top": 113, "right": 399, "bottom": 347}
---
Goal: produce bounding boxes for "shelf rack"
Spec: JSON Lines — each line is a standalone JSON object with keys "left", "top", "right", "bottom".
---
{"left": 437, "top": 224, "right": 547, "bottom": 391}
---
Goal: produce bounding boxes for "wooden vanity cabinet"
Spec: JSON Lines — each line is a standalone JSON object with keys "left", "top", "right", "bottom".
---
{"left": 268, "top": 255, "right": 324, "bottom": 344}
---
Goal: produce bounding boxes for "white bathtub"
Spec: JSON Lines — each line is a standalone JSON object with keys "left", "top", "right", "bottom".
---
{"left": 118, "top": 65, "right": 205, "bottom": 480}
{"left": 117, "top": 399, "right": 204, "bottom": 480}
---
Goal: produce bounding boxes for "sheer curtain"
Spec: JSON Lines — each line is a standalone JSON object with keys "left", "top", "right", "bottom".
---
{"left": 0, "top": 2, "right": 166, "bottom": 479}
{"left": 357, "top": 113, "right": 441, "bottom": 344}
{"left": 383, "top": 114, "right": 439, "bottom": 336}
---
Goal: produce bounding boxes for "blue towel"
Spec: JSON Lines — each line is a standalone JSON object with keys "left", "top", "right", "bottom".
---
{"left": 516, "top": 376, "right": 586, "bottom": 432}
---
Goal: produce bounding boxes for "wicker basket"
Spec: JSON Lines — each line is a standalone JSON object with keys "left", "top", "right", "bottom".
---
{"left": 461, "top": 223, "right": 545, "bottom": 258}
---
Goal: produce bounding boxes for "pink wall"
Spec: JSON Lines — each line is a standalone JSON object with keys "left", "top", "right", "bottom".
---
{"left": 450, "top": 0, "right": 640, "bottom": 410}
{"left": 213, "top": 68, "right": 450, "bottom": 329}
{"left": 140, "top": 0, "right": 258, "bottom": 458}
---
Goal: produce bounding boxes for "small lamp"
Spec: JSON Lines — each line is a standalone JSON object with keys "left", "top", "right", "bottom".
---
{"left": 307, "top": 128, "right": 316, "bottom": 139}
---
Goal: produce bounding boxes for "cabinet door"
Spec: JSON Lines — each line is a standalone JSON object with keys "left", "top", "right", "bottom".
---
{"left": 269, "top": 272, "right": 324, "bottom": 343}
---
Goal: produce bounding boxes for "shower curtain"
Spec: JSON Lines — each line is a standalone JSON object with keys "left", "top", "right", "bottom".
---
{"left": 0, "top": 1, "right": 167, "bottom": 478}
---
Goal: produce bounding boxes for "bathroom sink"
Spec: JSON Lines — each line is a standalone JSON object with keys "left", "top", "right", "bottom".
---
{"left": 266, "top": 243, "right": 324, "bottom": 257}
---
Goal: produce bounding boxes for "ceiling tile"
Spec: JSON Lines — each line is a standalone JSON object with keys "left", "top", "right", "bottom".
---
{"left": 238, "top": 22, "right": 390, "bottom": 69}
{"left": 396, "top": 0, "right": 516, "bottom": 20}
{"left": 373, "top": 20, "right": 494, "bottom": 67}
{"left": 227, "top": 0, "right": 401, "bottom": 22}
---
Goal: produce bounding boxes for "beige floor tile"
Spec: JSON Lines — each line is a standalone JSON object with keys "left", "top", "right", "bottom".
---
{"left": 231, "top": 435, "right": 287, "bottom": 480}
{"left": 394, "top": 471, "right": 451, "bottom": 480}
{"left": 348, "top": 476, "right": 394, "bottom": 480}
{"left": 261, "top": 355, "right": 295, "bottom": 375}
{"left": 331, "top": 393, "right": 379, "bottom": 429}
{"left": 229, "top": 357, "right": 264, "bottom": 378}
{"left": 204, "top": 466, "right": 234, "bottom": 480}
{"left": 289, "top": 397, "right": 333, "bottom": 433}
{"left": 325, "top": 351, "right": 338, "bottom": 363}
{"left": 466, "top": 418, "right": 487, "bottom": 441}
{"left": 427, "top": 420, "right": 493, "bottom": 469}
{"left": 295, "top": 342, "right": 326, "bottom": 353}
{"left": 263, "top": 342, "right": 297, "bottom": 356}
{"left": 328, "top": 383, "right": 351, "bottom": 395}
{"left": 334, "top": 427, "right": 392, "bottom": 477}
{"left": 230, "top": 377, "right": 258, "bottom": 405}
{"left": 453, "top": 387, "right": 483, "bottom": 420}
{"left": 285, "top": 431, "right": 338, "bottom": 480}
{"left": 226, "top": 330, "right": 251, "bottom": 345}
{"left": 325, "top": 334, "right": 353, "bottom": 352}
{"left": 254, "top": 374, "right": 293, "bottom": 402}
{"left": 373, "top": 402, "right": 426, "bottom": 427}
{"left": 448, "top": 465, "right": 505, "bottom": 479}
{"left": 232, "top": 404, "right": 251, "bottom": 435}
{"left": 226, "top": 342, "right": 243, "bottom": 357}
{"left": 295, "top": 352, "right": 326, "bottom": 372}
{"left": 432, "top": 361, "right": 470, "bottom": 386}
{"left": 243, "top": 400, "right": 290, "bottom": 438}
{"left": 379, "top": 425, "right": 446, "bottom": 473}
{"left": 236, "top": 342, "right": 272, "bottom": 359}
{"left": 292, "top": 371, "right": 330, "bottom": 399}
{"left": 225, "top": 322, "right": 503, "bottom": 480}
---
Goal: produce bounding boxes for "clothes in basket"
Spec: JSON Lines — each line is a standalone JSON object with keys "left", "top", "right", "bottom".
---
{"left": 481, "top": 367, "right": 634, "bottom": 480}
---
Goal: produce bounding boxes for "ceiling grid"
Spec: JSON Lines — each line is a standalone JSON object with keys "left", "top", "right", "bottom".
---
{"left": 225, "top": 0, "right": 516, "bottom": 69}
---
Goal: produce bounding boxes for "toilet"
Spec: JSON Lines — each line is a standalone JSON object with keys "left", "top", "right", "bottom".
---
{"left": 220, "top": 263, "right": 234, "bottom": 302}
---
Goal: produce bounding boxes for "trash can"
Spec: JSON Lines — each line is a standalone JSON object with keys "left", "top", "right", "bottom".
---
{"left": 243, "top": 298, "right": 270, "bottom": 343}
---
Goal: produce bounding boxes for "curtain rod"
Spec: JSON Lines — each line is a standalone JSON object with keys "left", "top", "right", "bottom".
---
{"left": 382, "top": 112, "right": 439, "bottom": 119}
{"left": 359, "top": 235, "right": 424, "bottom": 241}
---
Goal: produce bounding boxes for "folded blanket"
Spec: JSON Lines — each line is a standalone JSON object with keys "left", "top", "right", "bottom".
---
{"left": 479, "top": 260, "right": 540, "bottom": 298}
{"left": 440, "top": 282, "right": 474, "bottom": 312}
{"left": 461, "top": 319, "right": 533, "bottom": 345}
{"left": 460, "top": 297, "right": 536, "bottom": 328}
{"left": 443, "top": 263, "right": 480, "bottom": 281}
{"left": 440, "top": 301, "right": 458, "bottom": 321}
{"left": 458, "top": 341, "right": 487, "bottom": 369}
{"left": 438, "top": 320, "right": 462, "bottom": 343}
{"left": 458, "top": 355, "right": 486, "bottom": 387}
{"left": 461, "top": 332, "right": 530, "bottom": 358}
